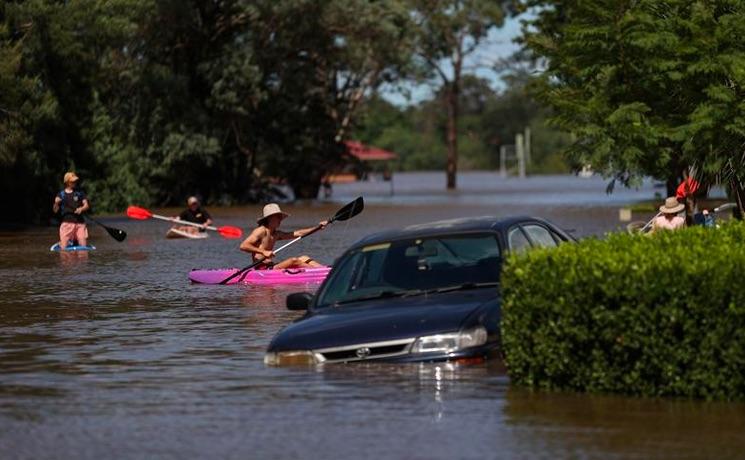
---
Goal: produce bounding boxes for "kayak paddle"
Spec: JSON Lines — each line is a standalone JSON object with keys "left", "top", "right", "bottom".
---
{"left": 126, "top": 205, "right": 243, "bottom": 239}
{"left": 218, "top": 196, "right": 365, "bottom": 285}
{"left": 86, "top": 216, "right": 127, "bottom": 242}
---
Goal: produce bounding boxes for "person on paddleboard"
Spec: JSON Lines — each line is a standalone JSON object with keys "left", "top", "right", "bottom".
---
{"left": 52, "top": 172, "right": 90, "bottom": 249}
{"left": 173, "top": 196, "right": 213, "bottom": 235}
{"left": 240, "top": 203, "right": 327, "bottom": 269}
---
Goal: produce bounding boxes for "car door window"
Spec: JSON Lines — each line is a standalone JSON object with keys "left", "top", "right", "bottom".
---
{"left": 508, "top": 227, "right": 531, "bottom": 253}
{"left": 522, "top": 224, "right": 558, "bottom": 248}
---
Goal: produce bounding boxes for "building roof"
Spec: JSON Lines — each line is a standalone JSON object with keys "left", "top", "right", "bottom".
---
{"left": 345, "top": 141, "right": 398, "bottom": 161}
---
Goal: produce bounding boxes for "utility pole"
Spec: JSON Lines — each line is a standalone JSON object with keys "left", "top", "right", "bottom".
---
{"left": 516, "top": 133, "right": 526, "bottom": 178}
{"left": 499, "top": 146, "right": 507, "bottom": 177}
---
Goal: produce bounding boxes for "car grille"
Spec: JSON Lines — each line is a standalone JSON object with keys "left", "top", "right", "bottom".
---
{"left": 315, "top": 338, "right": 415, "bottom": 363}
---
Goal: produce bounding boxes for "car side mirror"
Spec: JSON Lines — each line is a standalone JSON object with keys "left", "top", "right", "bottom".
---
{"left": 286, "top": 292, "right": 313, "bottom": 310}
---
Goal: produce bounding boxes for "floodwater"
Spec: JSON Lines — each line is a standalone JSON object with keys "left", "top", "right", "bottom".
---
{"left": 1, "top": 173, "right": 743, "bottom": 459}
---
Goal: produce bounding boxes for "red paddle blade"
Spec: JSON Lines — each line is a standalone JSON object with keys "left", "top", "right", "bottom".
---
{"left": 218, "top": 226, "right": 243, "bottom": 239}
{"left": 126, "top": 205, "right": 153, "bottom": 220}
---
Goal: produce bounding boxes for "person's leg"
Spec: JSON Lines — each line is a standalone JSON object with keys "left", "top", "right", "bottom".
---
{"left": 272, "top": 257, "right": 301, "bottom": 269}
{"left": 75, "top": 223, "right": 88, "bottom": 247}
{"left": 298, "top": 255, "right": 322, "bottom": 267}
{"left": 273, "top": 255, "right": 323, "bottom": 269}
{"left": 59, "top": 223, "right": 75, "bottom": 248}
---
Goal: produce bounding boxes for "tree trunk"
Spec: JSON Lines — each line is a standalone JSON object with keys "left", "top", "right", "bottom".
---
{"left": 730, "top": 178, "right": 745, "bottom": 220}
{"left": 445, "top": 82, "right": 459, "bottom": 190}
{"left": 665, "top": 175, "right": 678, "bottom": 198}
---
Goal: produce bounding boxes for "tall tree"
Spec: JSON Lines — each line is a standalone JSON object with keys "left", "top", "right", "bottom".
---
{"left": 522, "top": 0, "right": 745, "bottom": 209}
{"left": 408, "top": 0, "right": 506, "bottom": 188}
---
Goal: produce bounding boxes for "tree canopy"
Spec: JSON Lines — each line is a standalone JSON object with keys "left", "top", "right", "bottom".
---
{"left": 522, "top": 0, "right": 745, "bottom": 206}
{"left": 0, "top": 0, "right": 412, "bottom": 222}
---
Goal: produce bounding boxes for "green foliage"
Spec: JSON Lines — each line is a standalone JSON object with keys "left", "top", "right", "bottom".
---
{"left": 0, "top": 0, "right": 412, "bottom": 222}
{"left": 501, "top": 223, "right": 745, "bottom": 400}
{"left": 523, "top": 0, "right": 745, "bottom": 201}
{"left": 353, "top": 75, "right": 571, "bottom": 173}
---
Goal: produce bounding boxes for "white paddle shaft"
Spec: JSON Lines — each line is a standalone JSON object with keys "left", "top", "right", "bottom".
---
{"left": 151, "top": 213, "right": 217, "bottom": 231}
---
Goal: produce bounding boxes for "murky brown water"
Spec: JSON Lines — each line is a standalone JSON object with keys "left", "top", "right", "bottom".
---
{"left": 1, "top": 173, "right": 743, "bottom": 459}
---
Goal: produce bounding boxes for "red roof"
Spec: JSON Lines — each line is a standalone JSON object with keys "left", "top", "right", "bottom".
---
{"left": 344, "top": 141, "right": 397, "bottom": 161}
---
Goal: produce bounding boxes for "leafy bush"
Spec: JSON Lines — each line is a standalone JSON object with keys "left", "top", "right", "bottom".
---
{"left": 501, "top": 223, "right": 745, "bottom": 400}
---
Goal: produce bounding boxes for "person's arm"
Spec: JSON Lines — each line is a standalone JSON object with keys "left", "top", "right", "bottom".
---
{"left": 53, "top": 195, "right": 62, "bottom": 214}
{"left": 74, "top": 198, "right": 90, "bottom": 215}
{"left": 239, "top": 228, "right": 274, "bottom": 261}
{"left": 202, "top": 210, "right": 213, "bottom": 228}
{"left": 290, "top": 220, "right": 328, "bottom": 238}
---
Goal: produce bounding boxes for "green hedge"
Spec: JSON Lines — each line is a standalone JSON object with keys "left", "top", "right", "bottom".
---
{"left": 501, "top": 223, "right": 745, "bottom": 400}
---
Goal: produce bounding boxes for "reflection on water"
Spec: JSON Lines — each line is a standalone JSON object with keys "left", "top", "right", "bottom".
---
{"left": 0, "top": 174, "right": 743, "bottom": 459}
{"left": 57, "top": 251, "right": 89, "bottom": 268}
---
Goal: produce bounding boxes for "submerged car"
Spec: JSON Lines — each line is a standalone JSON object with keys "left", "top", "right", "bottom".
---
{"left": 265, "top": 216, "right": 574, "bottom": 366}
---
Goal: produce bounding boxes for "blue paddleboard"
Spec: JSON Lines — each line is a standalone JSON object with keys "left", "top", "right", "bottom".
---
{"left": 50, "top": 242, "right": 96, "bottom": 252}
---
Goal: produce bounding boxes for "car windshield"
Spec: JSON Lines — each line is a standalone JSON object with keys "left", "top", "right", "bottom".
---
{"left": 316, "top": 233, "right": 501, "bottom": 307}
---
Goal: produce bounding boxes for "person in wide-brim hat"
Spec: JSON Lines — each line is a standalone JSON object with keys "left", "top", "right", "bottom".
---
{"left": 652, "top": 196, "right": 686, "bottom": 232}
{"left": 240, "top": 203, "right": 328, "bottom": 270}
{"left": 257, "top": 203, "right": 290, "bottom": 225}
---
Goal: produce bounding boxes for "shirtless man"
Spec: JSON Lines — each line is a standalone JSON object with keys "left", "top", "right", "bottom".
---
{"left": 239, "top": 204, "right": 327, "bottom": 269}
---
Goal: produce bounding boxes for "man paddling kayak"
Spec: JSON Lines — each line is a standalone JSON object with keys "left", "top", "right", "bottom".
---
{"left": 240, "top": 204, "right": 327, "bottom": 269}
{"left": 52, "top": 172, "right": 90, "bottom": 249}
{"left": 171, "top": 196, "right": 213, "bottom": 235}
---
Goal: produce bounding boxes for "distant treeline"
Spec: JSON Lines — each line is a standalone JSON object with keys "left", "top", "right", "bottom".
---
{"left": 2, "top": 0, "right": 541, "bottom": 224}
{"left": 354, "top": 74, "right": 571, "bottom": 174}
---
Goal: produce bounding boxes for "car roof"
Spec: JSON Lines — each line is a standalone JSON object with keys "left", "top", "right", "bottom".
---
{"left": 350, "top": 215, "right": 555, "bottom": 248}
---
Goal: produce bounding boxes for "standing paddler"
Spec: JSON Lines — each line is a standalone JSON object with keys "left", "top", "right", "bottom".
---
{"left": 240, "top": 203, "right": 327, "bottom": 269}
{"left": 52, "top": 172, "right": 90, "bottom": 249}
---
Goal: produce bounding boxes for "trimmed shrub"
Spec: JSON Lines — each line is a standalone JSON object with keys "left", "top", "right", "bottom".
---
{"left": 501, "top": 223, "right": 745, "bottom": 400}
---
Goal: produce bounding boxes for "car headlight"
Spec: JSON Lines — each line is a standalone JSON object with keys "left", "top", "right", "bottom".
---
{"left": 264, "top": 350, "right": 320, "bottom": 366}
{"left": 411, "top": 327, "right": 488, "bottom": 354}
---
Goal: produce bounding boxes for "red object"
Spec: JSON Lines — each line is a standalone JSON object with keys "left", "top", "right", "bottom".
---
{"left": 676, "top": 177, "right": 700, "bottom": 199}
{"left": 126, "top": 205, "right": 152, "bottom": 220}
{"left": 344, "top": 141, "right": 397, "bottom": 161}
{"left": 217, "top": 226, "right": 242, "bottom": 239}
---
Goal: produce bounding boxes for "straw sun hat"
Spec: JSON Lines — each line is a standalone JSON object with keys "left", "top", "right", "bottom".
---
{"left": 659, "top": 196, "right": 685, "bottom": 214}
{"left": 257, "top": 203, "right": 289, "bottom": 224}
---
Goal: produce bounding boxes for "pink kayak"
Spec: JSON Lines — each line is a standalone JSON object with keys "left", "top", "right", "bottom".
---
{"left": 189, "top": 267, "right": 332, "bottom": 285}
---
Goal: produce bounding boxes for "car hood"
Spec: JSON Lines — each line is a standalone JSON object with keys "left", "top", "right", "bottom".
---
{"left": 268, "top": 289, "right": 498, "bottom": 351}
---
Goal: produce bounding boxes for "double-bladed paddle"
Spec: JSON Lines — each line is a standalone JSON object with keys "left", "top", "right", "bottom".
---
{"left": 218, "top": 196, "right": 364, "bottom": 285}
{"left": 126, "top": 205, "right": 243, "bottom": 239}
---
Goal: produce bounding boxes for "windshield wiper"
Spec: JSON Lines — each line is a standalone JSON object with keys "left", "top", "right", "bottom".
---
{"left": 433, "top": 282, "right": 499, "bottom": 294}
{"left": 333, "top": 289, "right": 422, "bottom": 306}
{"left": 331, "top": 283, "right": 498, "bottom": 306}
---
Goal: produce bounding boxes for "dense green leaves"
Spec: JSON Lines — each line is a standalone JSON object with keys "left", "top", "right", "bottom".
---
{"left": 0, "top": 0, "right": 412, "bottom": 222}
{"left": 523, "top": 0, "right": 745, "bottom": 205}
{"left": 501, "top": 223, "right": 745, "bottom": 400}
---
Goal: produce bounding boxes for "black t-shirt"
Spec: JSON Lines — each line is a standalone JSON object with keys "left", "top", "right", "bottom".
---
{"left": 59, "top": 190, "right": 87, "bottom": 223}
{"left": 179, "top": 207, "right": 211, "bottom": 224}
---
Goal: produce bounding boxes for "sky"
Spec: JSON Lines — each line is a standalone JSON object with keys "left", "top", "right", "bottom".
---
{"left": 380, "top": 16, "right": 525, "bottom": 106}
